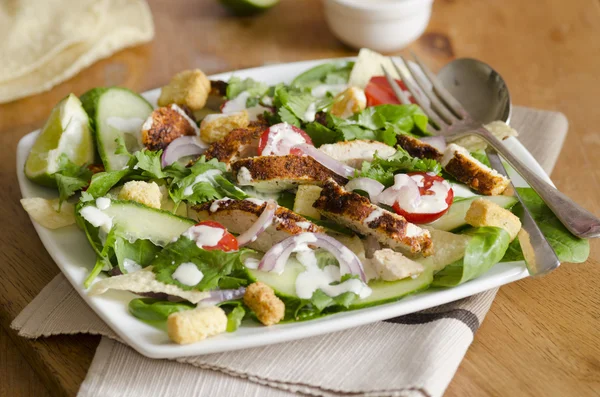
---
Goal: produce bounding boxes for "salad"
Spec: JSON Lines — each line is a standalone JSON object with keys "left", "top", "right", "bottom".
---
{"left": 20, "top": 49, "right": 589, "bottom": 345}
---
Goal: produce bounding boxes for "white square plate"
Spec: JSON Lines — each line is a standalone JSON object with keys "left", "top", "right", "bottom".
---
{"left": 17, "top": 58, "right": 550, "bottom": 359}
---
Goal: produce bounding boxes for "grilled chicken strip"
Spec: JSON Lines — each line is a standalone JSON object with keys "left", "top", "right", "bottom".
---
{"left": 231, "top": 155, "right": 348, "bottom": 193}
{"left": 313, "top": 179, "right": 432, "bottom": 256}
{"left": 396, "top": 135, "right": 443, "bottom": 162}
{"left": 193, "top": 198, "right": 324, "bottom": 252}
{"left": 141, "top": 104, "right": 198, "bottom": 151}
{"left": 203, "top": 120, "right": 269, "bottom": 167}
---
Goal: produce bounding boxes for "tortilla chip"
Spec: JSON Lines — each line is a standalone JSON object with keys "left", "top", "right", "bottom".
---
{"left": 88, "top": 267, "right": 210, "bottom": 303}
{"left": 20, "top": 198, "right": 76, "bottom": 229}
{"left": 415, "top": 228, "right": 471, "bottom": 272}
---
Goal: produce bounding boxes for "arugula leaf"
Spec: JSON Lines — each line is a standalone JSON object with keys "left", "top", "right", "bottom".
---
{"left": 433, "top": 227, "right": 511, "bottom": 287}
{"left": 502, "top": 188, "right": 590, "bottom": 263}
{"left": 129, "top": 298, "right": 194, "bottom": 322}
{"left": 85, "top": 168, "right": 131, "bottom": 199}
{"left": 114, "top": 237, "right": 161, "bottom": 274}
{"left": 84, "top": 257, "right": 106, "bottom": 288}
{"left": 226, "top": 76, "right": 269, "bottom": 99}
{"left": 291, "top": 61, "right": 354, "bottom": 88}
{"left": 151, "top": 236, "right": 245, "bottom": 291}
{"left": 213, "top": 175, "right": 248, "bottom": 200}
{"left": 134, "top": 150, "right": 165, "bottom": 179}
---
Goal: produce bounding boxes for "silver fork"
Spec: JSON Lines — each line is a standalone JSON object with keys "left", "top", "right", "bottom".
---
{"left": 381, "top": 56, "right": 572, "bottom": 276}
{"left": 381, "top": 54, "right": 600, "bottom": 240}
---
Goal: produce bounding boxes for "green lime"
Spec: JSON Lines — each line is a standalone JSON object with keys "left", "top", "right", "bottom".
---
{"left": 219, "top": 0, "right": 279, "bottom": 16}
{"left": 25, "top": 94, "right": 95, "bottom": 187}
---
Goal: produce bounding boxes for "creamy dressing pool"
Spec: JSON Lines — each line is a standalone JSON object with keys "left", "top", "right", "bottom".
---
{"left": 183, "top": 224, "right": 224, "bottom": 248}
{"left": 80, "top": 206, "right": 113, "bottom": 232}
{"left": 261, "top": 123, "right": 307, "bottom": 156}
{"left": 172, "top": 262, "right": 204, "bottom": 286}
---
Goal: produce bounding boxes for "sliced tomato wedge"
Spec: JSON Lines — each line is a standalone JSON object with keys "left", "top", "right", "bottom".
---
{"left": 392, "top": 172, "right": 454, "bottom": 224}
{"left": 257, "top": 123, "right": 313, "bottom": 156}
{"left": 192, "top": 220, "right": 239, "bottom": 252}
{"left": 364, "top": 76, "right": 415, "bottom": 107}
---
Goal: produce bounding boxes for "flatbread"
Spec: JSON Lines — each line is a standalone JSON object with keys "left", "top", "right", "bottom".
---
{"left": 0, "top": 0, "right": 107, "bottom": 83}
{"left": 0, "top": 0, "right": 154, "bottom": 104}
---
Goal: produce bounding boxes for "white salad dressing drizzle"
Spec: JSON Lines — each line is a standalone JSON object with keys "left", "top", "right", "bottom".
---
{"left": 210, "top": 197, "right": 233, "bottom": 212}
{"left": 261, "top": 122, "right": 307, "bottom": 156}
{"left": 182, "top": 225, "right": 225, "bottom": 248}
{"left": 172, "top": 262, "right": 204, "bottom": 286}
{"left": 243, "top": 257, "right": 260, "bottom": 269}
{"left": 80, "top": 206, "right": 113, "bottom": 232}
{"left": 123, "top": 258, "right": 142, "bottom": 273}
{"left": 95, "top": 197, "right": 111, "bottom": 210}
{"left": 363, "top": 208, "right": 384, "bottom": 225}
{"left": 295, "top": 221, "right": 312, "bottom": 229}
{"left": 303, "top": 102, "right": 318, "bottom": 122}
{"left": 294, "top": 250, "right": 372, "bottom": 300}
{"left": 237, "top": 166, "right": 253, "bottom": 185}
{"left": 183, "top": 169, "right": 223, "bottom": 196}
{"left": 170, "top": 104, "right": 200, "bottom": 135}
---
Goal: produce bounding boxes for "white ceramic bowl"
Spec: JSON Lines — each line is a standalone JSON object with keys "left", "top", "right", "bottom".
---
{"left": 324, "top": 0, "right": 434, "bottom": 53}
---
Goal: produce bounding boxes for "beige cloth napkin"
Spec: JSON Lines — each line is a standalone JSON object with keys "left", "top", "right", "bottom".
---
{"left": 12, "top": 106, "right": 568, "bottom": 397}
{"left": 0, "top": 0, "right": 154, "bottom": 104}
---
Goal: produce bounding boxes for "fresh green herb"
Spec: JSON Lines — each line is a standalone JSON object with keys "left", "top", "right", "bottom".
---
{"left": 433, "top": 227, "right": 511, "bottom": 287}
{"left": 54, "top": 154, "right": 93, "bottom": 208}
{"left": 355, "top": 148, "right": 442, "bottom": 186}
{"left": 304, "top": 121, "right": 338, "bottom": 147}
{"left": 226, "top": 76, "right": 269, "bottom": 100}
{"left": 85, "top": 169, "right": 131, "bottom": 199}
{"left": 501, "top": 188, "right": 590, "bottom": 263}
{"left": 225, "top": 305, "right": 246, "bottom": 332}
{"left": 151, "top": 236, "right": 246, "bottom": 291}
{"left": 128, "top": 298, "right": 195, "bottom": 322}
{"left": 134, "top": 149, "right": 166, "bottom": 179}
{"left": 168, "top": 157, "right": 228, "bottom": 206}
{"left": 84, "top": 257, "right": 106, "bottom": 288}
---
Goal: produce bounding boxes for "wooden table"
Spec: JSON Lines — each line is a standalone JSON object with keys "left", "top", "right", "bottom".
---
{"left": 1, "top": 0, "right": 599, "bottom": 395}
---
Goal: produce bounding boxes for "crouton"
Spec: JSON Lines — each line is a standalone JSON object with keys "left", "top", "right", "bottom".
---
{"left": 396, "top": 135, "right": 443, "bottom": 162}
{"left": 158, "top": 69, "right": 211, "bottom": 111}
{"left": 118, "top": 181, "right": 162, "bottom": 209}
{"left": 442, "top": 143, "right": 510, "bottom": 195}
{"left": 293, "top": 185, "right": 323, "bottom": 220}
{"left": 167, "top": 306, "right": 227, "bottom": 344}
{"left": 243, "top": 282, "right": 285, "bottom": 326}
{"left": 200, "top": 111, "right": 250, "bottom": 143}
{"left": 141, "top": 104, "right": 198, "bottom": 151}
{"left": 371, "top": 249, "right": 425, "bottom": 281}
{"left": 330, "top": 87, "right": 367, "bottom": 118}
{"left": 465, "top": 198, "right": 521, "bottom": 240}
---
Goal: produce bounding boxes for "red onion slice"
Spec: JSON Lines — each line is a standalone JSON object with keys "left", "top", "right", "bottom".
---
{"left": 258, "top": 233, "right": 366, "bottom": 282}
{"left": 161, "top": 136, "right": 209, "bottom": 167}
{"left": 293, "top": 143, "right": 356, "bottom": 178}
{"left": 345, "top": 178, "right": 385, "bottom": 202}
{"left": 419, "top": 136, "right": 446, "bottom": 152}
{"left": 201, "top": 287, "right": 246, "bottom": 306}
{"left": 236, "top": 200, "right": 277, "bottom": 246}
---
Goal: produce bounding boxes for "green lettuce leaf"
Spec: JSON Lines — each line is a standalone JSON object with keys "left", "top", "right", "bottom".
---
{"left": 129, "top": 298, "right": 194, "bottom": 322}
{"left": 151, "top": 236, "right": 245, "bottom": 291}
{"left": 433, "top": 226, "right": 511, "bottom": 287}
{"left": 114, "top": 237, "right": 161, "bottom": 274}
{"left": 226, "top": 76, "right": 269, "bottom": 100}
{"left": 291, "top": 61, "right": 354, "bottom": 88}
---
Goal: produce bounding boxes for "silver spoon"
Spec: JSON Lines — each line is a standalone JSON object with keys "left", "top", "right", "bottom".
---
{"left": 437, "top": 58, "right": 560, "bottom": 276}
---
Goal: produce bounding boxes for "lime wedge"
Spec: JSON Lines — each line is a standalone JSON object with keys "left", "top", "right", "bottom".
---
{"left": 219, "top": 0, "right": 279, "bottom": 16}
{"left": 25, "top": 94, "right": 95, "bottom": 187}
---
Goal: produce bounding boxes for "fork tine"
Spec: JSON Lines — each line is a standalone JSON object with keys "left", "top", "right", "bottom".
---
{"left": 383, "top": 62, "right": 446, "bottom": 131}
{"left": 394, "top": 56, "right": 459, "bottom": 124}
{"left": 410, "top": 52, "right": 470, "bottom": 119}
{"left": 381, "top": 66, "right": 438, "bottom": 135}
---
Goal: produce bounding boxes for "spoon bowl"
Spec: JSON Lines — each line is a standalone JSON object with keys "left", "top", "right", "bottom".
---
{"left": 437, "top": 58, "right": 511, "bottom": 124}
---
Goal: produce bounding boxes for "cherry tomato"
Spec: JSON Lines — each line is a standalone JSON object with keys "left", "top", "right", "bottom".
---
{"left": 193, "top": 220, "right": 239, "bottom": 252}
{"left": 364, "top": 76, "right": 415, "bottom": 107}
{"left": 392, "top": 172, "right": 454, "bottom": 224}
{"left": 257, "top": 123, "right": 313, "bottom": 156}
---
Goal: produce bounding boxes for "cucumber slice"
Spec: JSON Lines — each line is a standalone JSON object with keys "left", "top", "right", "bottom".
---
{"left": 81, "top": 87, "right": 153, "bottom": 171}
{"left": 25, "top": 94, "right": 94, "bottom": 187}
{"left": 428, "top": 195, "right": 518, "bottom": 232}
{"left": 80, "top": 200, "right": 194, "bottom": 246}
{"left": 350, "top": 269, "right": 433, "bottom": 308}
{"left": 247, "top": 258, "right": 433, "bottom": 308}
